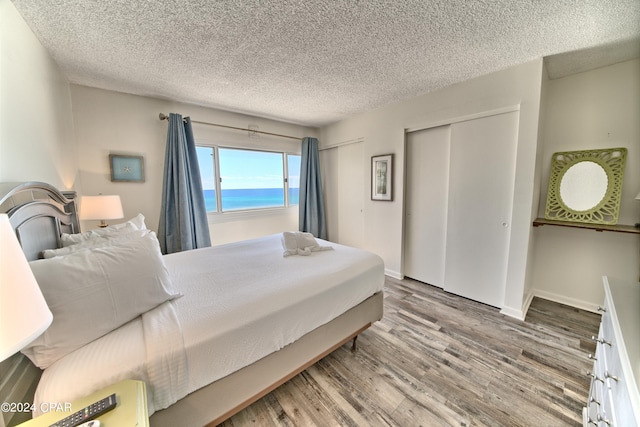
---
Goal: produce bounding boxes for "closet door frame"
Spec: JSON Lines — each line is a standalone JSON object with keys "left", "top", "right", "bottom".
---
{"left": 405, "top": 105, "right": 520, "bottom": 134}
{"left": 320, "top": 139, "right": 365, "bottom": 248}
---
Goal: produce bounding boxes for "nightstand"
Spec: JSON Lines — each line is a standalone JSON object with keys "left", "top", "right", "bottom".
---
{"left": 18, "top": 380, "right": 148, "bottom": 427}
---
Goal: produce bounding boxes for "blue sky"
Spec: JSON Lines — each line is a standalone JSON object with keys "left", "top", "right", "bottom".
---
{"left": 197, "top": 147, "right": 300, "bottom": 190}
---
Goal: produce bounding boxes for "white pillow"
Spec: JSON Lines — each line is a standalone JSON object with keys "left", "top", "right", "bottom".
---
{"left": 118, "top": 213, "right": 147, "bottom": 231}
{"left": 61, "top": 213, "right": 147, "bottom": 247}
{"left": 43, "top": 229, "right": 152, "bottom": 259}
{"left": 24, "top": 232, "right": 180, "bottom": 369}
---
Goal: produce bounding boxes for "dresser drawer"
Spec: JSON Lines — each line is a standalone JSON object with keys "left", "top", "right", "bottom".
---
{"left": 601, "top": 387, "right": 616, "bottom": 426}
{"left": 603, "top": 332, "right": 635, "bottom": 424}
{"left": 584, "top": 278, "right": 640, "bottom": 426}
{"left": 598, "top": 277, "right": 640, "bottom": 426}
{"left": 585, "top": 323, "right": 608, "bottom": 426}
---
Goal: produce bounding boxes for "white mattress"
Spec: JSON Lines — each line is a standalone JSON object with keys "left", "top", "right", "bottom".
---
{"left": 34, "top": 234, "right": 384, "bottom": 415}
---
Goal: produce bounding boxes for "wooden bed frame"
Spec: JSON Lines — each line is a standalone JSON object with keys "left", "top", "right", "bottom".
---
{"left": 0, "top": 182, "right": 383, "bottom": 427}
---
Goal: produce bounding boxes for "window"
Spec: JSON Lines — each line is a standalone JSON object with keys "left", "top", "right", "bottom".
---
{"left": 196, "top": 146, "right": 217, "bottom": 212}
{"left": 219, "top": 148, "right": 285, "bottom": 211}
{"left": 195, "top": 145, "right": 301, "bottom": 213}
{"left": 287, "top": 154, "right": 301, "bottom": 206}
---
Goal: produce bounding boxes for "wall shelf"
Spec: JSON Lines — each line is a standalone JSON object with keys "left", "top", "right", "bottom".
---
{"left": 533, "top": 218, "right": 640, "bottom": 234}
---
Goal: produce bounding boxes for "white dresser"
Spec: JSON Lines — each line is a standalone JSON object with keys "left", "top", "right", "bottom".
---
{"left": 584, "top": 276, "right": 640, "bottom": 426}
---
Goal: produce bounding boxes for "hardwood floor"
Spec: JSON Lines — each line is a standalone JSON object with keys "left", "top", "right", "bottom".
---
{"left": 219, "top": 276, "right": 601, "bottom": 426}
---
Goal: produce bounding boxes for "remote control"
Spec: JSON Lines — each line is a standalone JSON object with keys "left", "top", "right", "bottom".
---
{"left": 49, "top": 393, "right": 116, "bottom": 427}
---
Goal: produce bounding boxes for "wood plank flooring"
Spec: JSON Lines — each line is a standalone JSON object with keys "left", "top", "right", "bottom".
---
{"left": 219, "top": 276, "right": 601, "bottom": 426}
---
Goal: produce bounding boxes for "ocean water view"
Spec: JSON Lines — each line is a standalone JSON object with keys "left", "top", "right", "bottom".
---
{"left": 204, "top": 188, "right": 299, "bottom": 211}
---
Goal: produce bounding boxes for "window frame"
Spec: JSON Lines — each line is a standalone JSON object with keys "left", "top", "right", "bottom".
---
{"left": 196, "top": 143, "right": 301, "bottom": 215}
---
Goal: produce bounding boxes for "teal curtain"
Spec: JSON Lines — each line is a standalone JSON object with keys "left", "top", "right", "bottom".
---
{"left": 159, "top": 113, "right": 211, "bottom": 254}
{"left": 299, "top": 137, "right": 327, "bottom": 239}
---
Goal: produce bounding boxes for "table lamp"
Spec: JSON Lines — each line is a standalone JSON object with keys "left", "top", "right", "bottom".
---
{"left": 0, "top": 213, "right": 53, "bottom": 362}
{"left": 80, "top": 194, "right": 124, "bottom": 228}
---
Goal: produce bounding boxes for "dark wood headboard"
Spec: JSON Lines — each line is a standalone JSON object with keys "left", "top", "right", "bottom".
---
{"left": 0, "top": 182, "right": 80, "bottom": 261}
{"left": 0, "top": 182, "right": 80, "bottom": 427}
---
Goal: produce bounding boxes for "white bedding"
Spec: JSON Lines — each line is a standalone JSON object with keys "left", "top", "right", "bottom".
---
{"left": 34, "top": 234, "right": 384, "bottom": 416}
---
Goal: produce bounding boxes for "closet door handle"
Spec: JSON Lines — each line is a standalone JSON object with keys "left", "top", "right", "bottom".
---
{"left": 597, "top": 414, "right": 612, "bottom": 426}
{"left": 586, "top": 371, "right": 604, "bottom": 383}
{"left": 591, "top": 335, "right": 612, "bottom": 346}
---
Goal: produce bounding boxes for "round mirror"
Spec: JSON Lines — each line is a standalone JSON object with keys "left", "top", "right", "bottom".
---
{"left": 559, "top": 160, "right": 608, "bottom": 211}
{"left": 545, "top": 148, "right": 626, "bottom": 224}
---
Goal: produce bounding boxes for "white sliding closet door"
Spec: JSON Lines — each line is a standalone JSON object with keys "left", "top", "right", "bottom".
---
{"left": 404, "top": 126, "right": 450, "bottom": 287}
{"left": 320, "top": 141, "right": 364, "bottom": 248}
{"left": 444, "top": 111, "right": 519, "bottom": 307}
{"left": 337, "top": 141, "right": 365, "bottom": 248}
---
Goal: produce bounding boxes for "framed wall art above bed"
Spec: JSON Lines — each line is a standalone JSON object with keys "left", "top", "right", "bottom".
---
{"left": 110, "top": 154, "right": 145, "bottom": 183}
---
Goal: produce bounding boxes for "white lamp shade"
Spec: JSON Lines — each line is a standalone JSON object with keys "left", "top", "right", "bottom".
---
{"left": 0, "top": 214, "right": 53, "bottom": 361}
{"left": 636, "top": 191, "right": 640, "bottom": 200}
{"left": 79, "top": 195, "right": 124, "bottom": 221}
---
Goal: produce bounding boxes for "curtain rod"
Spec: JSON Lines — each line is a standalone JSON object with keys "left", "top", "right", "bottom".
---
{"left": 158, "top": 113, "right": 302, "bottom": 141}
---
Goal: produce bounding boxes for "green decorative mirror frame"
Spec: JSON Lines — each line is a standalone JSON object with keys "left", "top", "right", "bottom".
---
{"left": 545, "top": 147, "right": 627, "bottom": 225}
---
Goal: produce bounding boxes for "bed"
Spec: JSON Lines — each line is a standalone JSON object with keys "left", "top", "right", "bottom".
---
{"left": 0, "top": 181, "right": 384, "bottom": 427}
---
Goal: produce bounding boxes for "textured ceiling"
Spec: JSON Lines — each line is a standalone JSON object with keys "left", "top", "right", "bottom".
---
{"left": 11, "top": 0, "right": 640, "bottom": 127}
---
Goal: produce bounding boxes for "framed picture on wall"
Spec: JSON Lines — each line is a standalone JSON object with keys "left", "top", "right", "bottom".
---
{"left": 371, "top": 154, "right": 393, "bottom": 201}
{"left": 110, "top": 154, "right": 145, "bottom": 182}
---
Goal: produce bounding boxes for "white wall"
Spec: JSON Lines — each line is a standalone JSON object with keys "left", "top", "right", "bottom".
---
{"left": 70, "top": 85, "right": 317, "bottom": 242}
{"left": 532, "top": 59, "right": 640, "bottom": 311}
{"left": 321, "top": 59, "right": 544, "bottom": 318}
{"left": 0, "top": 0, "right": 78, "bottom": 190}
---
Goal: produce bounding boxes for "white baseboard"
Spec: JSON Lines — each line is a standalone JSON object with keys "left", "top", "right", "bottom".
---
{"left": 532, "top": 289, "right": 600, "bottom": 313}
{"left": 500, "top": 290, "right": 534, "bottom": 321}
{"left": 502, "top": 289, "right": 599, "bottom": 319}
{"left": 521, "top": 291, "right": 534, "bottom": 317}
{"left": 500, "top": 306, "right": 524, "bottom": 320}
{"left": 384, "top": 269, "right": 403, "bottom": 280}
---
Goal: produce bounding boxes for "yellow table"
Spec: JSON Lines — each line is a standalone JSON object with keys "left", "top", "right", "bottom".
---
{"left": 18, "top": 380, "right": 148, "bottom": 427}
